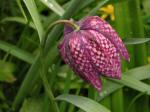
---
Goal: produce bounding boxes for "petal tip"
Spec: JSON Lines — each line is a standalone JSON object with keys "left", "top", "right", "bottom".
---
{"left": 93, "top": 84, "right": 102, "bottom": 92}
{"left": 91, "top": 79, "right": 103, "bottom": 92}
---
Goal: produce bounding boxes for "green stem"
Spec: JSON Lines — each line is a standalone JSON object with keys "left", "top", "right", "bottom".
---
{"left": 44, "top": 0, "right": 82, "bottom": 52}
{"left": 112, "top": 1, "right": 133, "bottom": 112}
{"left": 128, "top": 0, "right": 148, "bottom": 112}
{"left": 100, "top": 96, "right": 111, "bottom": 110}
{"left": 41, "top": 19, "right": 80, "bottom": 48}
{"left": 111, "top": 89, "right": 124, "bottom": 112}
{"left": 128, "top": 0, "right": 147, "bottom": 66}
{"left": 126, "top": 92, "right": 146, "bottom": 112}
{"left": 48, "top": 20, "right": 80, "bottom": 31}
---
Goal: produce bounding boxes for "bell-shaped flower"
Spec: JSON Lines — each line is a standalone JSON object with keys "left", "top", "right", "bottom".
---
{"left": 58, "top": 16, "right": 130, "bottom": 91}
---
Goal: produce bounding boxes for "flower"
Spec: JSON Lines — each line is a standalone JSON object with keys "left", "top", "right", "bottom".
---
{"left": 58, "top": 16, "right": 130, "bottom": 91}
{"left": 99, "top": 4, "right": 115, "bottom": 21}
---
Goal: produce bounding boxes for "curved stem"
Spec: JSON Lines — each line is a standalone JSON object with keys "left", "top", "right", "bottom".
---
{"left": 41, "top": 19, "right": 80, "bottom": 49}
{"left": 48, "top": 20, "right": 80, "bottom": 31}
{"left": 126, "top": 92, "right": 146, "bottom": 112}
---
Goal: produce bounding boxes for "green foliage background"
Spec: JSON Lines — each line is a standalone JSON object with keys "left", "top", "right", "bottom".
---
{"left": 0, "top": 0, "right": 150, "bottom": 112}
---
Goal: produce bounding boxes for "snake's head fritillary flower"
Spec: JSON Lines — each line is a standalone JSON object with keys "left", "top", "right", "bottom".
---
{"left": 58, "top": 16, "right": 130, "bottom": 91}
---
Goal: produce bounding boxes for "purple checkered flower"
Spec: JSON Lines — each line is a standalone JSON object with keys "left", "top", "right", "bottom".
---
{"left": 58, "top": 16, "right": 130, "bottom": 91}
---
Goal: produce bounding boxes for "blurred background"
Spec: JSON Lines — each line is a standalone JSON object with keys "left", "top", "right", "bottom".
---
{"left": 0, "top": 0, "right": 150, "bottom": 112}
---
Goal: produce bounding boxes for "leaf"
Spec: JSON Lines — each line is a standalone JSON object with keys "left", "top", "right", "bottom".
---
{"left": 40, "top": 0, "right": 65, "bottom": 16}
{"left": 20, "top": 97, "right": 43, "bottom": 112}
{"left": 16, "top": 0, "right": 28, "bottom": 21}
{"left": 0, "top": 60, "right": 16, "bottom": 83}
{"left": 98, "top": 65, "right": 150, "bottom": 101}
{"left": 88, "top": 0, "right": 109, "bottom": 15}
{"left": 56, "top": 94, "right": 110, "bottom": 112}
{"left": 1, "top": 17, "right": 36, "bottom": 29}
{"left": 124, "top": 65, "right": 150, "bottom": 80}
{"left": 0, "top": 40, "right": 34, "bottom": 64}
{"left": 23, "top": 0, "right": 44, "bottom": 42}
{"left": 123, "top": 38, "right": 150, "bottom": 45}
{"left": 112, "top": 75, "right": 150, "bottom": 94}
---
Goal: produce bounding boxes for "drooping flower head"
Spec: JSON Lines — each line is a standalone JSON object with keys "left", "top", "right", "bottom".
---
{"left": 58, "top": 16, "right": 130, "bottom": 91}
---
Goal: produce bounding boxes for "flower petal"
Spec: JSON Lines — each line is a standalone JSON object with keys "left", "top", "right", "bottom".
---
{"left": 63, "top": 32, "right": 102, "bottom": 91}
{"left": 64, "top": 24, "right": 74, "bottom": 34}
{"left": 82, "top": 30, "right": 122, "bottom": 79}
{"left": 80, "top": 16, "right": 130, "bottom": 61}
{"left": 58, "top": 32, "right": 72, "bottom": 64}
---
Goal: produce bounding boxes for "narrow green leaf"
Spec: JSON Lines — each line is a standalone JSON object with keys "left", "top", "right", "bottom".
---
{"left": 112, "top": 75, "right": 150, "bottom": 94}
{"left": 123, "top": 38, "right": 150, "bottom": 45}
{"left": 98, "top": 65, "right": 150, "bottom": 101}
{"left": 23, "top": 0, "right": 44, "bottom": 42}
{"left": 87, "top": 0, "right": 109, "bottom": 16}
{"left": 16, "top": 0, "right": 28, "bottom": 21}
{"left": 40, "top": 0, "right": 65, "bottom": 16}
{"left": 0, "top": 40, "right": 34, "bottom": 64}
{"left": 111, "top": 89, "right": 123, "bottom": 112}
{"left": 1, "top": 17, "right": 36, "bottom": 29}
{"left": 124, "top": 65, "right": 150, "bottom": 80}
{"left": 56, "top": 94, "right": 110, "bottom": 112}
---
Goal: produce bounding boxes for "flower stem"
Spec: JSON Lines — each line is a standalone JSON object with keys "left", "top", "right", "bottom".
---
{"left": 48, "top": 20, "right": 80, "bottom": 31}
{"left": 41, "top": 19, "right": 80, "bottom": 49}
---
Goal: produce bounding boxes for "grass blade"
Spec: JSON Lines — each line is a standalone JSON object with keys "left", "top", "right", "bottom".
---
{"left": 124, "top": 38, "right": 150, "bottom": 45}
{"left": 98, "top": 65, "right": 150, "bottom": 101}
{"left": 56, "top": 94, "right": 110, "bottom": 112}
{"left": 111, "top": 75, "right": 150, "bottom": 95}
{"left": 0, "top": 40, "right": 34, "bottom": 64}
{"left": 40, "top": 0, "right": 65, "bottom": 16}
{"left": 87, "top": 0, "right": 109, "bottom": 16}
{"left": 23, "top": 0, "right": 44, "bottom": 42}
{"left": 16, "top": 0, "right": 28, "bottom": 21}
{"left": 1, "top": 17, "right": 36, "bottom": 29}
